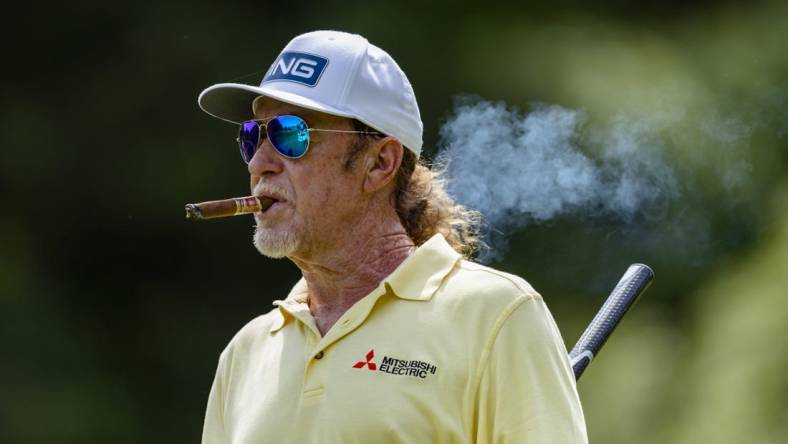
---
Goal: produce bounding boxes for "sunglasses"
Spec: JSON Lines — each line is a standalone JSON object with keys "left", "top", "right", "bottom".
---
{"left": 237, "top": 115, "right": 382, "bottom": 162}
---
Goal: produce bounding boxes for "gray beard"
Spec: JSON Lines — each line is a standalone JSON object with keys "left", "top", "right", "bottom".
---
{"left": 252, "top": 225, "right": 300, "bottom": 259}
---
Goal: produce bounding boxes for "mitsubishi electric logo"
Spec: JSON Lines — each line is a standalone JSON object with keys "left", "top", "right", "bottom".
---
{"left": 352, "top": 349, "right": 437, "bottom": 379}
{"left": 263, "top": 51, "right": 328, "bottom": 87}
{"left": 353, "top": 349, "right": 377, "bottom": 370}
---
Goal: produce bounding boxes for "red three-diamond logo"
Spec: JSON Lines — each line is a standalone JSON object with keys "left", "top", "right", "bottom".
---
{"left": 352, "top": 349, "right": 377, "bottom": 371}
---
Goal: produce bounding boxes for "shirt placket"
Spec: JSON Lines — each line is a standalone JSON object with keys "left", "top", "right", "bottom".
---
{"left": 277, "top": 285, "right": 392, "bottom": 403}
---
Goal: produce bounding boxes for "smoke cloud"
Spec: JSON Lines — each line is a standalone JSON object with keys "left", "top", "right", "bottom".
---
{"left": 437, "top": 97, "right": 754, "bottom": 261}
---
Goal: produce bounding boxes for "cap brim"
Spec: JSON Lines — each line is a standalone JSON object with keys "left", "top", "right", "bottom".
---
{"left": 198, "top": 83, "right": 355, "bottom": 124}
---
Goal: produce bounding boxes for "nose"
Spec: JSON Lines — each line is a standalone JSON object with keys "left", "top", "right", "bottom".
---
{"left": 247, "top": 137, "right": 284, "bottom": 178}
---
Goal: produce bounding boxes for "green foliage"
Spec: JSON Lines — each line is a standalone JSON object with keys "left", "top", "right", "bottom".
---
{"left": 581, "top": 182, "right": 788, "bottom": 443}
{"left": 2, "top": 0, "right": 786, "bottom": 442}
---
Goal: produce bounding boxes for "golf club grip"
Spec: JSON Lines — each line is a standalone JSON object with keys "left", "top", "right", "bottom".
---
{"left": 569, "top": 263, "right": 654, "bottom": 380}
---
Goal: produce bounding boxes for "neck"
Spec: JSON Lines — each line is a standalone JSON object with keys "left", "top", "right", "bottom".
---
{"left": 289, "top": 205, "right": 416, "bottom": 335}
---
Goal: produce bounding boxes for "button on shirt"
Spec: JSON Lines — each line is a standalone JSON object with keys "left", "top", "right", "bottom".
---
{"left": 201, "top": 234, "right": 588, "bottom": 443}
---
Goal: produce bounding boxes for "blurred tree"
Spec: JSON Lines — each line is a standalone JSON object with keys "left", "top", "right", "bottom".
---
{"left": 1, "top": 0, "right": 786, "bottom": 442}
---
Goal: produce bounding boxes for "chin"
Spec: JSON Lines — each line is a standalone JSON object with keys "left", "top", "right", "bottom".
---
{"left": 253, "top": 226, "right": 300, "bottom": 259}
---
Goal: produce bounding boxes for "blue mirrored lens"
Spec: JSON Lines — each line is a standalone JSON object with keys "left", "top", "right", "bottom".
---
{"left": 239, "top": 121, "right": 260, "bottom": 163}
{"left": 267, "top": 115, "right": 309, "bottom": 158}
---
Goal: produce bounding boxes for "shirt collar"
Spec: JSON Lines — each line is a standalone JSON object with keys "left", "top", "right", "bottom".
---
{"left": 269, "top": 279, "right": 309, "bottom": 333}
{"left": 270, "top": 233, "right": 461, "bottom": 333}
{"left": 383, "top": 233, "right": 462, "bottom": 301}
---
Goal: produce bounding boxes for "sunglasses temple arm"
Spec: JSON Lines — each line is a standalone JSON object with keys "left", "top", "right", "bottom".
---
{"left": 308, "top": 129, "right": 382, "bottom": 135}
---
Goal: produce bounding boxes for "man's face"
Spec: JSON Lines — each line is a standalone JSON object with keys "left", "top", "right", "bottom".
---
{"left": 249, "top": 97, "right": 367, "bottom": 260}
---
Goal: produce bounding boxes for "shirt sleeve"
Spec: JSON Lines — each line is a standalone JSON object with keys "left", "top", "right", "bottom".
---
{"left": 475, "top": 295, "right": 588, "bottom": 444}
{"left": 202, "top": 350, "right": 230, "bottom": 444}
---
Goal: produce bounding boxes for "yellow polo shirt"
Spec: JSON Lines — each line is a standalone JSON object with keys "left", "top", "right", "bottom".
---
{"left": 202, "top": 234, "right": 587, "bottom": 443}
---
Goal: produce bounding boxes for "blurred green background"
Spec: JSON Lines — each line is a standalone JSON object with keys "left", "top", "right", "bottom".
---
{"left": 2, "top": 0, "right": 786, "bottom": 442}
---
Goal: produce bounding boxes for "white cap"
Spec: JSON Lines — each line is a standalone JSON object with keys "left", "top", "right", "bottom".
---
{"left": 198, "top": 30, "right": 423, "bottom": 157}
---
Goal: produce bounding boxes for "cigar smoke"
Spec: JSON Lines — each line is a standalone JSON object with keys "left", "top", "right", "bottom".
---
{"left": 438, "top": 97, "right": 755, "bottom": 262}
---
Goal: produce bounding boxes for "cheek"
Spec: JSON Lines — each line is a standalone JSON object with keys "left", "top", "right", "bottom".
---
{"left": 290, "top": 144, "right": 363, "bottom": 215}
{"left": 296, "top": 173, "right": 359, "bottom": 220}
{"left": 289, "top": 168, "right": 334, "bottom": 213}
{"left": 307, "top": 184, "right": 335, "bottom": 212}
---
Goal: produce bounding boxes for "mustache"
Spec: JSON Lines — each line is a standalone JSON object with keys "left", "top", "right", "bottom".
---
{"left": 252, "top": 182, "right": 294, "bottom": 202}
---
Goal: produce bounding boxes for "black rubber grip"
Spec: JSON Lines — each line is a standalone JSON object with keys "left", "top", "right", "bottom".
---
{"left": 569, "top": 263, "right": 654, "bottom": 380}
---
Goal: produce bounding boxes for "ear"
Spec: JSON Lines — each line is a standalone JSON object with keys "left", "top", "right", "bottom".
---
{"left": 363, "top": 137, "right": 404, "bottom": 194}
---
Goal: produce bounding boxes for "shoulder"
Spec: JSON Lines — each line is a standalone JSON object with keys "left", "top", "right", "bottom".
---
{"left": 441, "top": 259, "right": 542, "bottom": 306}
{"left": 430, "top": 259, "right": 547, "bottom": 343}
{"left": 219, "top": 307, "right": 282, "bottom": 361}
{"left": 449, "top": 264, "right": 571, "bottom": 370}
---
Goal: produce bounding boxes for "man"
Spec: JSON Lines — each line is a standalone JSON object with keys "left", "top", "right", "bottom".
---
{"left": 198, "top": 30, "right": 587, "bottom": 443}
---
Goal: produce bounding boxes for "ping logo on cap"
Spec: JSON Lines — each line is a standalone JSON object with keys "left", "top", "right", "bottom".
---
{"left": 263, "top": 51, "right": 328, "bottom": 87}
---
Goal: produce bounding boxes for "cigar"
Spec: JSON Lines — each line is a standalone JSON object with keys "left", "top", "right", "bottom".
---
{"left": 185, "top": 196, "right": 276, "bottom": 220}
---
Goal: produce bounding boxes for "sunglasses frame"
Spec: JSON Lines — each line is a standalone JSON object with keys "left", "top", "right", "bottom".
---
{"left": 237, "top": 114, "right": 383, "bottom": 162}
